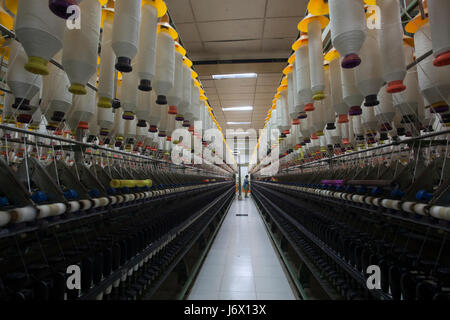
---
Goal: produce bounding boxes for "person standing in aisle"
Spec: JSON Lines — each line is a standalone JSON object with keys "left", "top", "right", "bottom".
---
{"left": 243, "top": 175, "right": 250, "bottom": 198}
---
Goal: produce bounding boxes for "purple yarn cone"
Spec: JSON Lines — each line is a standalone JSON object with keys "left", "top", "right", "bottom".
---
{"left": 49, "top": 0, "right": 78, "bottom": 19}
{"left": 341, "top": 53, "right": 361, "bottom": 69}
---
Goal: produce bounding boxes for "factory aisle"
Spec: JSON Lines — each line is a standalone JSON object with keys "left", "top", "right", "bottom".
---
{"left": 188, "top": 196, "right": 296, "bottom": 300}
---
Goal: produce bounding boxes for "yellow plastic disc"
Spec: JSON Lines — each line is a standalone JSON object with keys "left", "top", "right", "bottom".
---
{"left": 297, "top": 14, "right": 329, "bottom": 33}
{"left": 282, "top": 65, "right": 293, "bottom": 75}
{"left": 200, "top": 94, "right": 207, "bottom": 101}
{"left": 364, "top": 0, "right": 377, "bottom": 5}
{"left": 98, "top": 97, "right": 112, "bottom": 108}
{"left": 25, "top": 56, "right": 49, "bottom": 75}
{"left": 277, "top": 85, "right": 287, "bottom": 93}
{"left": 157, "top": 23, "right": 178, "bottom": 40}
{"left": 191, "top": 69, "right": 198, "bottom": 79}
{"left": 403, "top": 35, "right": 414, "bottom": 47}
{"left": 324, "top": 48, "right": 340, "bottom": 62}
{"left": 0, "top": 11, "right": 14, "bottom": 30}
{"left": 194, "top": 79, "right": 201, "bottom": 87}
{"left": 175, "top": 42, "right": 187, "bottom": 56}
{"left": 3, "top": 0, "right": 17, "bottom": 16}
{"left": 405, "top": 15, "right": 429, "bottom": 34}
{"left": 288, "top": 53, "right": 295, "bottom": 65}
{"left": 69, "top": 83, "right": 87, "bottom": 95}
{"left": 313, "top": 91, "right": 325, "bottom": 100}
{"left": 292, "top": 35, "right": 308, "bottom": 51}
{"left": 183, "top": 57, "right": 193, "bottom": 68}
{"left": 307, "top": 0, "right": 329, "bottom": 16}
{"left": 143, "top": 0, "right": 167, "bottom": 18}
{"left": 101, "top": 8, "right": 114, "bottom": 28}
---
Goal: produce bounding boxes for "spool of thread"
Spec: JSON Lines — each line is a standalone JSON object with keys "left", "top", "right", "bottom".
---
{"left": 92, "top": 197, "right": 109, "bottom": 209}
{"left": 79, "top": 199, "right": 92, "bottom": 211}
{"left": 429, "top": 206, "right": 450, "bottom": 221}
{"left": 68, "top": 201, "right": 80, "bottom": 213}
{"left": 0, "top": 211, "right": 11, "bottom": 227}
{"left": 37, "top": 203, "right": 67, "bottom": 219}
{"left": 381, "top": 199, "right": 401, "bottom": 210}
{"left": 9, "top": 206, "right": 37, "bottom": 223}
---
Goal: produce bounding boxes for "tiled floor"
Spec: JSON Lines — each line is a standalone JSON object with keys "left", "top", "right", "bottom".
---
{"left": 187, "top": 195, "right": 296, "bottom": 300}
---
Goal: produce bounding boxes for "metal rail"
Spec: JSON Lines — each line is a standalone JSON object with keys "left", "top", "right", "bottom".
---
{"left": 253, "top": 184, "right": 392, "bottom": 300}
{"left": 80, "top": 185, "right": 234, "bottom": 300}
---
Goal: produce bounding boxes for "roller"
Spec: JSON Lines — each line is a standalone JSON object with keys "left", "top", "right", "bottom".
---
{"left": 37, "top": 203, "right": 67, "bottom": 219}
{"left": 153, "top": 18, "right": 178, "bottom": 105}
{"left": 62, "top": 0, "right": 101, "bottom": 95}
{"left": 136, "top": 0, "right": 167, "bottom": 91}
{"left": 110, "top": 180, "right": 152, "bottom": 189}
{"left": 0, "top": 211, "right": 11, "bottom": 227}
{"left": 98, "top": 8, "right": 116, "bottom": 108}
{"left": 9, "top": 206, "right": 37, "bottom": 223}
{"left": 329, "top": 0, "right": 366, "bottom": 68}
{"left": 15, "top": 0, "right": 65, "bottom": 75}
{"left": 429, "top": 205, "right": 450, "bottom": 221}
{"left": 298, "top": 14, "right": 329, "bottom": 101}
{"left": 6, "top": 39, "right": 42, "bottom": 124}
{"left": 112, "top": 0, "right": 141, "bottom": 72}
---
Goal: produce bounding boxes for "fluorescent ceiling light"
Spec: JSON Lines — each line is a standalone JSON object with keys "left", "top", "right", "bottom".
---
{"left": 227, "top": 122, "right": 251, "bottom": 125}
{"left": 212, "top": 73, "right": 257, "bottom": 80}
{"left": 222, "top": 106, "right": 253, "bottom": 111}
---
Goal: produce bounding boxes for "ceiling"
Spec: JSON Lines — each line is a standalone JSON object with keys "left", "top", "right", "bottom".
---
{"left": 166, "top": 0, "right": 308, "bottom": 147}
{"left": 166, "top": 0, "right": 307, "bottom": 61}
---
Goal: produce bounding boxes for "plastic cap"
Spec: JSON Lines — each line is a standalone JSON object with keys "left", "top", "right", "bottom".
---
{"left": 304, "top": 103, "right": 314, "bottom": 112}
{"left": 433, "top": 51, "right": 450, "bottom": 67}
{"left": 25, "top": 56, "right": 49, "bottom": 75}
{"left": 98, "top": 97, "right": 112, "bottom": 108}
{"left": 341, "top": 54, "right": 361, "bottom": 69}
{"left": 386, "top": 80, "right": 406, "bottom": 94}
{"left": 69, "top": 83, "right": 87, "bottom": 95}
{"left": 338, "top": 114, "right": 349, "bottom": 123}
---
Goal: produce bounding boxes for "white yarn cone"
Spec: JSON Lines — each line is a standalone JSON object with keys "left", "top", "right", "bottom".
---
{"left": 6, "top": 40, "right": 42, "bottom": 124}
{"left": 62, "top": 0, "right": 101, "bottom": 95}
{"left": 355, "top": 29, "right": 384, "bottom": 107}
{"left": 341, "top": 60, "right": 364, "bottom": 116}
{"left": 428, "top": 0, "right": 450, "bottom": 67}
{"left": 112, "top": 0, "right": 141, "bottom": 73}
{"left": 15, "top": 0, "right": 66, "bottom": 75}
{"left": 329, "top": 0, "right": 366, "bottom": 69}
{"left": 378, "top": 0, "right": 407, "bottom": 94}
{"left": 98, "top": 9, "right": 116, "bottom": 108}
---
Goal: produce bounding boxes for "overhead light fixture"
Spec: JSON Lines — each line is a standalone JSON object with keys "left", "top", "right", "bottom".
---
{"left": 227, "top": 122, "right": 251, "bottom": 125}
{"left": 222, "top": 106, "right": 253, "bottom": 111}
{"left": 212, "top": 73, "right": 257, "bottom": 80}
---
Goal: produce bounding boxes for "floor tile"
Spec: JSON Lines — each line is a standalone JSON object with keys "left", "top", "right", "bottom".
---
{"left": 188, "top": 197, "right": 295, "bottom": 300}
